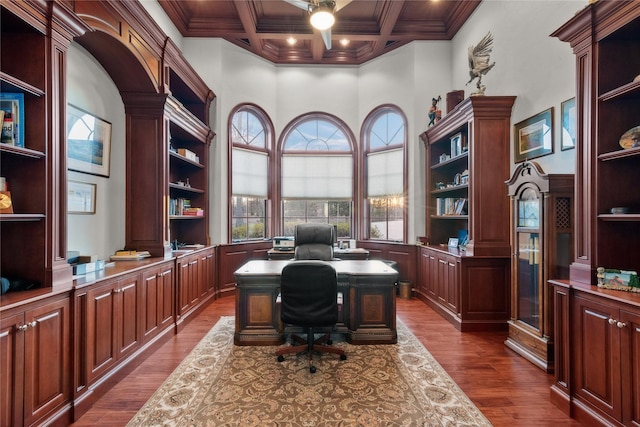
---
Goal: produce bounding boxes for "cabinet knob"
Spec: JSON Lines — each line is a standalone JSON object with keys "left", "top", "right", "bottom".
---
{"left": 608, "top": 318, "right": 616, "bottom": 325}
{"left": 617, "top": 321, "right": 627, "bottom": 329}
{"left": 17, "top": 324, "right": 29, "bottom": 331}
{"left": 28, "top": 321, "right": 36, "bottom": 328}
{"left": 113, "top": 288, "right": 122, "bottom": 294}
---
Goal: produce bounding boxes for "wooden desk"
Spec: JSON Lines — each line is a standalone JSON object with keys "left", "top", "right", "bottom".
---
{"left": 234, "top": 260, "right": 398, "bottom": 346}
{"left": 267, "top": 248, "right": 370, "bottom": 260}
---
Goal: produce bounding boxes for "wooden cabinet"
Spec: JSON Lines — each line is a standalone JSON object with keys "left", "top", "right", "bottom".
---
{"left": 505, "top": 162, "right": 573, "bottom": 372}
{"left": 550, "top": 4, "right": 640, "bottom": 423}
{"left": 83, "top": 272, "right": 141, "bottom": 386}
{"left": 0, "top": 0, "right": 81, "bottom": 294}
{"left": 140, "top": 261, "right": 175, "bottom": 342}
{"left": 418, "top": 96, "right": 515, "bottom": 331}
{"left": 552, "top": 1, "right": 640, "bottom": 284}
{"left": 550, "top": 282, "right": 640, "bottom": 426}
{"left": 0, "top": 294, "right": 71, "bottom": 427}
{"left": 176, "top": 247, "right": 216, "bottom": 329}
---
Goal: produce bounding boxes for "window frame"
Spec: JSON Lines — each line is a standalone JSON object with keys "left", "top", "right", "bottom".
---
{"left": 277, "top": 112, "right": 357, "bottom": 237}
{"left": 361, "top": 105, "right": 408, "bottom": 243}
{"left": 228, "top": 103, "right": 275, "bottom": 242}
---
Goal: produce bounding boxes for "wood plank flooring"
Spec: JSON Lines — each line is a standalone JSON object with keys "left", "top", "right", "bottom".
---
{"left": 71, "top": 296, "right": 582, "bottom": 426}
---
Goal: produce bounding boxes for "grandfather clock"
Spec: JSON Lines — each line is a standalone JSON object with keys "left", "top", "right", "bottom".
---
{"left": 505, "top": 161, "right": 573, "bottom": 372}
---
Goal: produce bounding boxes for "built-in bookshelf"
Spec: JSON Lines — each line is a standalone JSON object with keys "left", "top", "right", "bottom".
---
{"left": 417, "top": 96, "right": 515, "bottom": 331}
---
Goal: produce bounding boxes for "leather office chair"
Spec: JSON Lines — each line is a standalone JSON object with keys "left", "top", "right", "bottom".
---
{"left": 276, "top": 260, "right": 347, "bottom": 373}
{"left": 293, "top": 223, "right": 335, "bottom": 261}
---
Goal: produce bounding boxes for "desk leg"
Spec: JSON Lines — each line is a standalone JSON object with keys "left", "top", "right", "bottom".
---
{"left": 234, "top": 285, "right": 284, "bottom": 346}
{"left": 347, "top": 276, "right": 397, "bottom": 344}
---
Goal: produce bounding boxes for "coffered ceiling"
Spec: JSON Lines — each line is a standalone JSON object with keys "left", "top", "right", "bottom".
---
{"left": 158, "top": 0, "right": 481, "bottom": 65}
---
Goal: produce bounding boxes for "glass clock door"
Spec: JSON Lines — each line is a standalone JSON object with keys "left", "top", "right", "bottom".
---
{"left": 516, "top": 188, "right": 541, "bottom": 330}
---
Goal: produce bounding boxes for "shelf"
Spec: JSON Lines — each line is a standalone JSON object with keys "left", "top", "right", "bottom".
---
{"left": 599, "top": 80, "right": 640, "bottom": 102}
{"left": 0, "top": 213, "right": 45, "bottom": 221}
{"left": 431, "top": 215, "right": 468, "bottom": 220}
{"left": 432, "top": 184, "right": 468, "bottom": 195}
{"left": 169, "top": 183, "right": 205, "bottom": 193}
{"left": 169, "top": 151, "right": 204, "bottom": 168}
{"left": 598, "top": 146, "right": 640, "bottom": 161}
{"left": 0, "top": 71, "right": 45, "bottom": 96}
{"left": 169, "top": 215, "right": 206, "bottom": 220}
{"left": 0, "top": 143, "right": 45, "bottom": 159}
{"left": 598, "top": 213, "right": 640, "bottom": 222}
{"left": 431, "top": 152, "right": 468, "bottom": 170}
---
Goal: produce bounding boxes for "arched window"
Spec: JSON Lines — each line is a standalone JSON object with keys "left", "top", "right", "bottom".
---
{"left": 363, "top": 106, "right": 407, "bottom": 242}
{"left": 279, "top": 113, "right": 355, "bottom": 238}
{"left": 229, "top": 104, "right": 273, "bottom": 241}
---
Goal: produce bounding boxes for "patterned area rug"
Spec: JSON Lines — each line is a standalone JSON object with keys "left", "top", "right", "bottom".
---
{"left": 128, "top": 316, "right": 492, "bottom": 426}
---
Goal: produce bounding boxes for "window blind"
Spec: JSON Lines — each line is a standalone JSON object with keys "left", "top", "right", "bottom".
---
{"left": 367, "top": 148, "right": 403, "bottom": 197}
{"left": 232, "top": 148, "right": 268, "bottom": 197}
{"left": 282, "top": 154, "right": 352, "bottom": 199}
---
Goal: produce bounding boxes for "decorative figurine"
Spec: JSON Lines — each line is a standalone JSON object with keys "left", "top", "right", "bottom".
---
{"left": 466, "top": 32, "right": 496, "bottom": 96}
{"left": 428, "top": 96, "right": 442, "bottom": 127}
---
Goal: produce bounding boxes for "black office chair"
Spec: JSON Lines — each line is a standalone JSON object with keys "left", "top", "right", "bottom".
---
{"left": 276, "top": 260, "right": 347, "bottom": 373}
{"left": 293, "top": 223, "right": 335, "bottom": 261}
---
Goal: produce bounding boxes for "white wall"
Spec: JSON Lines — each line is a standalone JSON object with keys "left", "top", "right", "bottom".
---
{"left": 67, "top": 0, "right": 586, "bottom": 252}
{"left": 452, "top": 0, "right": 581, "bottom": 173}
{"left": 67, "top": 43, "right": 126, "bottom": 260}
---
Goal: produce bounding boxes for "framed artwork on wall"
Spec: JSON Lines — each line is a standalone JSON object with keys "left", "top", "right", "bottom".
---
{"left": 68, "top": 180, "right": 96, "bottom": 214}
{"left": 514, "top": 107, "right": 554, "bottom": 163}
{"left": 67, "top": 104, "right": 112, "bottom": 177}
{"left": 561, "top": 98, "right": 576, "bottom": 150}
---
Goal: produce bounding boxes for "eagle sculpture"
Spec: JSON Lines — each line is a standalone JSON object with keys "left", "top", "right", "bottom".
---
{"left": 466, "top": 32, "right": 496, "bottom": 96}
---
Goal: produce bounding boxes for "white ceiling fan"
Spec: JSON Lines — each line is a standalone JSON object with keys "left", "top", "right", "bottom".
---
{"left": 284, "top": 0, "right": 352, "bottom": 50}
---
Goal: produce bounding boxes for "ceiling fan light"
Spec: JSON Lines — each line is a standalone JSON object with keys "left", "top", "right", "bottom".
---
{"left": 310, "top": 8, "right": 335, "bottom": 30}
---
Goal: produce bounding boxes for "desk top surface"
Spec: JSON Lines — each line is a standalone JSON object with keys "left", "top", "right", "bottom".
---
{"left": 267, "top": 248, "right": 369, "bottom": 254}
{"left": 234, "top": 259, "right": 397, "bottom": 277}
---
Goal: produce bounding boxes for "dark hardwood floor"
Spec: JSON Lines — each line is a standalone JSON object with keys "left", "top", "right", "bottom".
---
{"left": 71, "top": 295, "right": 581, "bottom": 426}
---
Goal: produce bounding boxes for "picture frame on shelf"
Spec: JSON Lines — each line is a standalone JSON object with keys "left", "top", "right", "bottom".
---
{"left": 514, "top": 107, "right": 554, "bottom": 163}
{"left": 0, "top": 93, "right": 25, "bottom": 147}
{"left": 561, "top": 98, "right": 576, "bottom": 151}
{"left": 450, "top": 132, "right": 463, "bottom": 157}
{"left": 67, "top": 104, "right": 112, "bottom": 178}
{"left": 68, "top": 180, "right": 96, "bottom": 214}
{"left": 447, "top": 238, "right": 459, "bottom": 248}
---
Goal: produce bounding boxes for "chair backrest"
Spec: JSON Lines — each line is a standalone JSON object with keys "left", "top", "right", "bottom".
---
{"left": 280, "top": 260, "right": 338, "bottom": 327}
{"left": 294, "top": 223, "right": 335, "bottom": 260}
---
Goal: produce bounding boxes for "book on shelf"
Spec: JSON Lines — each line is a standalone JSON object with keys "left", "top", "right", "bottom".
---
{"left": 182, "top": 207, "right": 204, "bottom": 216}
{"left": 110, "top": 250, "right": 151, "bottom": 261}
{"left": 436, "top": 197, "right": 467, "bottom": 216}
{"left": 0, "top": 93, "right": 24, "bottom": 147}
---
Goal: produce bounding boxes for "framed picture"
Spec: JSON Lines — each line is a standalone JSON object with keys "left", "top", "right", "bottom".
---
{"left": 447, "top": 238, "right": 459, "bottom": 248}
{"left": 514, "top": 107, "right": 554, "bottom": 163}
{"left": 561, "top": 97, "right": 576, "bottom": 150}
{"left": 450, "top": 132, "right": 463, "bottom": 157}
{"left": 0, "top": 93, "right": 25, "bottom": 147}
{"left": 67, "top": 104, "right": 112, "bottom": 177}
{"left": 68, "top": 180, "right": 96, "bottom": 214}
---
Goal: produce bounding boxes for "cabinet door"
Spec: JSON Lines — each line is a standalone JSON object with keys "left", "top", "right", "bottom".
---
{"left": 444, "top": 256, "right": 459, "bottom": 314}
{"left": 115, "top": 275, "right": 141, "bottom": 360}
{"left": 619, "top": 308, "right": 640, "bottom": 426}
{"left": 141, "top": 264, "right": 175, "bottom": 341}
{"left": 417, "top": 248, "right": 430, "bottom": 296}
{"left": 86, "top": 280, "right": 118, "bottom": 383}
{"left": 573, "top": 294, "right": 622, "bottom": 421}
{"left": 177, "top": 255, "right": 199, "bottom": 316}
{"left": 427, "top": 252, "right": 438, "bottom": 300}
{"left": 23, "top": 298, "right": 70, "bottom": 426}
{"left": 0, "top": 313, "right": 24, "bottom": 427}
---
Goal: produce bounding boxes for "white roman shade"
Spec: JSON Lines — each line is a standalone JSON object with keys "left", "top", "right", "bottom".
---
{"left": 282, "top": 154, "right": 352, "bottom": 199}
{"left": 232, "top": 148, "right": 268, "bottom": 197}
{"left": 367, "top": 148, "right": 403, "bottom": 197}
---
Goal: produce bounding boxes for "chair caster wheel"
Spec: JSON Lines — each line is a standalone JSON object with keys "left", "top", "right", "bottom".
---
{"left": 340, "top": 354, "right": 347, "bottom": 360}
{"left": 310, "top": 366, "right": 317, "bottom": 373}
{"left": 277, "top": 355, "right": 285, "bottom": 362}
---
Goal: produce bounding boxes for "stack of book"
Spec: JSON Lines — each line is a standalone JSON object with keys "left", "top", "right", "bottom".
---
{"left": 110, "top": 250, "right": 151, "bottom": 261}
{"left": 183, "top": 207, "right": 204, "bottom": 216}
